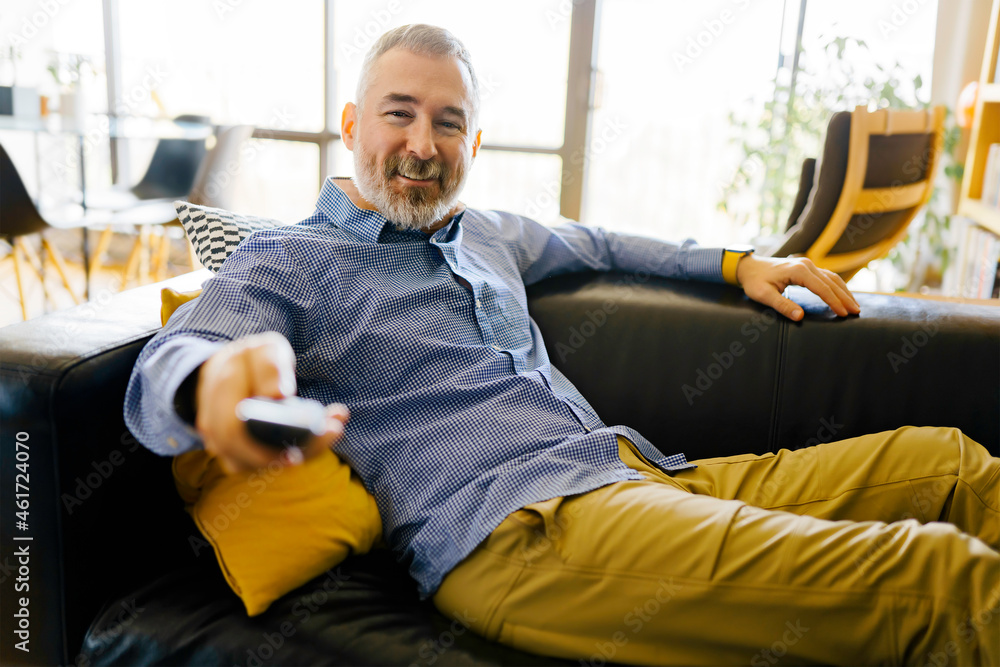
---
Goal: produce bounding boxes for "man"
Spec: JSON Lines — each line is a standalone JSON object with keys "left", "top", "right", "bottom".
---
{"left": 126, "top": 24, "right": 998, "bottom": 666}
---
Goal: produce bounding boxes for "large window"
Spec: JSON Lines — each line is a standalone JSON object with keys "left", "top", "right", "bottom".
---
{"left": 1, "top": 0, "right": 109, "bottom": 207}
{"left": 585, "top": 0, "right": 786, "bottom": 246}
{"left": 118, "top": 0, "right": 325, "bottom": 131}
{"left": 116, "top": 0, "right": 326, "bottom": 221}
{"left": 330, "top": 0, "right": 572, "bottom": 219}
{"left": 584, "top": 0, "right": 938, "bottom": 247}
{"left": 2, "top": 0, "right": 940, "bottom": 233}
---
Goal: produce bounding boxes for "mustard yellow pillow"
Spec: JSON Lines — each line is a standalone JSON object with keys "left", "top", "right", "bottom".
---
{"left": 173, "top": 449, "right": 382, "bottom": 616}
{"left": 161, "top": 287, "right": 203, "bottom": 325}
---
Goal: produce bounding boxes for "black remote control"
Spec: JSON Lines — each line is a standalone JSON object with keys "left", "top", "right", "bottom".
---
{"left": 235, "top": 396, "right": 328, "bottom": 449}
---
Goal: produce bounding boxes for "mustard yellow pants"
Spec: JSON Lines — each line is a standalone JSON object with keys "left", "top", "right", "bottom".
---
{"left": 433, "top": 427, "right": 1000, "bottom": 666}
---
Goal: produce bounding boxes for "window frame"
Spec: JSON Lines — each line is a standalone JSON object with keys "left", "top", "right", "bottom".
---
{"left": 99, "top": 0, "right": 600, "bottom": 220}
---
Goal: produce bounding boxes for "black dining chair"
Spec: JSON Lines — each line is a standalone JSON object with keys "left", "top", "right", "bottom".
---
{"left": 130, "top": 114, "right": 212, "bottom": 200}
{"left": 83, "top": 114, "right": 211, "bottom": 211}
{"left": 118, "top": 123, "right": 256, "bottom": 285}
{"left": 0, "top": 142, "right": 82, "bottom": 320}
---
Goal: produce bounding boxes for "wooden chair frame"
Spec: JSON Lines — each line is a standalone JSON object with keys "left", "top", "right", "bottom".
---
{"left": 805, "top": 104, "right": 946, "bottom": 280}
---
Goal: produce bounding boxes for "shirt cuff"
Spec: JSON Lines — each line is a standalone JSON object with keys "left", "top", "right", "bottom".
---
{"left": 142, "top": 337, "right": 223, "bottom": 455}
{"left": 683, "top": 247, "right": 725, "bottom": 283}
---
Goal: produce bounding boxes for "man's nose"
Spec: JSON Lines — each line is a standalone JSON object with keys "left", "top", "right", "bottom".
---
{"left": 405, "top": 117, "right": 438, "bottom": 161}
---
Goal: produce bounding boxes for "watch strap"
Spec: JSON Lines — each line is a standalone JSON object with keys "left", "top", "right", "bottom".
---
{"left": 722, "top": 249, "right": 748, "bottom": 286}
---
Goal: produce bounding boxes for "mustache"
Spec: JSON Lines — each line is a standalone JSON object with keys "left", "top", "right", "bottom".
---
{"left": 384, "top": 154, "right": 446, "bottom": 181}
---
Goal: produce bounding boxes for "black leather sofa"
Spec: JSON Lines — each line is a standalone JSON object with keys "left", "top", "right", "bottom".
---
{"left": 2, "top": 269, "right": 998, "bottom": 666}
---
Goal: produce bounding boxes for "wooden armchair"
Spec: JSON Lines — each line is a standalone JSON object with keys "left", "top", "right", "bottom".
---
{"left": 767, "top": 104, "right": 946, "bottom": 280}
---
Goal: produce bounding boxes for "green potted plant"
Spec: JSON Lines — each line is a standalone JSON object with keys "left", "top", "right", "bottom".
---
{"left": 719, "top": 35, "right": 956, "bottom": 291}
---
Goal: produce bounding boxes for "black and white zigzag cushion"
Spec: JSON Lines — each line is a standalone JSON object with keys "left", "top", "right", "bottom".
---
{"left": 174, "top": 201, "right": 287, "bottom": 273}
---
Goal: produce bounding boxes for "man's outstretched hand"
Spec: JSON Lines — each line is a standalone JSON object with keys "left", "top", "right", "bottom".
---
{"left": 736, "top": 255, "right": 861, "bottom": 321}
{"left": 194, "top": 331, "right": 349, "bottom": 474}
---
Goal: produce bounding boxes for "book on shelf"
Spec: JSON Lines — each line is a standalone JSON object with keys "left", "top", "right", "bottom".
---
{"left": 983, "top": 143, "right": 1000, "bottom": 209}
{"left": 954, "top": 219, "right": 1000, "bottom": 299}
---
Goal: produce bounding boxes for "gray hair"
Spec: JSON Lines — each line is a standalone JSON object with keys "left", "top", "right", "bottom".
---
{"left": 355, "top": 24, "right": 480, "bottom": 131}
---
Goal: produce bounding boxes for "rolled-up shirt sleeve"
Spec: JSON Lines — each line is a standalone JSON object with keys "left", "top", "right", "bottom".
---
{"left": 510, "top": 216, "right": 725, "bottom": 286}
{"left": 123, "top": 229, "right": 321, "bottom": 456}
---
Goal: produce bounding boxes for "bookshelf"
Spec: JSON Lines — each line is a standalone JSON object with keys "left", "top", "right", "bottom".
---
{"left": 955, "top": 0, "right": 1000, "bottom": 299}
{"left": 958, "top": 0, "right": 1000, "bottom": 235}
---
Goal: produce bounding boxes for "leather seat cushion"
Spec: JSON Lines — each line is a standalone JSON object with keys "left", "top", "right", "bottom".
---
{"left": 81, "top": 548, "right": 579, "bottom": 666}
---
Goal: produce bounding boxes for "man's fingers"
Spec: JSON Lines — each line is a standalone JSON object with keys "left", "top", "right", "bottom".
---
{"left": 737, "top": 255, "right": 861, "bottom": 322}
{"left": 764, "top": 290, "right": 804, "bottom": 321}
{"left": 192, "top": 332, "right": 351, "bottom": 472}
{"left": 194, "top": 332, "right": 303, "bottom": 473}
{"left": 326, "top": 402, "right": 350, "bottom": 424}
{"left": 795, "top": 266, "right": 849, "bottom": 317}
{"left": 781, "top": 261, "right": 861, "bottom": 318}
{"left": 295, "top": 408, "right": 349, "bottom": 462}
{"left": 820, "top": 268, "right": 861, "bottom": 313}
{"left": 241, "top": 333, "right": 298, "bottom": 398}
{"left": 210, "top": 439, "right": 276, "bottom": 473}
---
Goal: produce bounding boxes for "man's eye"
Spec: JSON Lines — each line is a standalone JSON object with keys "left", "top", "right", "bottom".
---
{"left": 387, "top": 111, "right": 410, "bottom": 119}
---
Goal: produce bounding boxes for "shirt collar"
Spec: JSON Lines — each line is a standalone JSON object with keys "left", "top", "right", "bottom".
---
{"left": 315, "top": 177, "right": 392, "bottom": 244}
{"left": 315, "top": 177, "right": 465, "bottom": 244}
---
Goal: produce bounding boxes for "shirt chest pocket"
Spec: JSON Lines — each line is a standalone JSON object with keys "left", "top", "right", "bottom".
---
{"left": 490, "top": 286, "right": 533, "bottom": 352}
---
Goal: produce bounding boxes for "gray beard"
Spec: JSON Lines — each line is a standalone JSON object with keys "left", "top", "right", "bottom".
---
{"left": 352, "top": 142, "right": 466, "bottom": 232}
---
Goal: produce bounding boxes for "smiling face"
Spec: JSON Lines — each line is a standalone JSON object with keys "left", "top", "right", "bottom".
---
{"left": 342, "top": 47, "right": 481, "bottom": 232}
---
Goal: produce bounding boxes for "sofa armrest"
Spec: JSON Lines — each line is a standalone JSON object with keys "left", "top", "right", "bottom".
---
{"left": 526, "top": 272, "right": 999, "bottom": 459}
{"left": 0, "top": 271, "right": 211, "bottom": 667}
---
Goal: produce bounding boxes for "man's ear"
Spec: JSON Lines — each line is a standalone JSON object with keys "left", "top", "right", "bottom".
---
{"left": 342, "top": 103, "right": 357, "bottom": 151}
{"left": 472, "top": 129, "right": 482, "bottom": 158}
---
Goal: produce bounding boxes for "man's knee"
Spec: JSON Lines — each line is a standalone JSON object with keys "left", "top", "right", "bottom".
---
{"left": 887, "top": 426, "right": 968, "bottom": 458}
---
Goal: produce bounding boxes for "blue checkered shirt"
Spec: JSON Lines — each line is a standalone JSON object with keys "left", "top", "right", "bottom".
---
{"left": 125, "top": 178, "right": 727, "bottom": 598}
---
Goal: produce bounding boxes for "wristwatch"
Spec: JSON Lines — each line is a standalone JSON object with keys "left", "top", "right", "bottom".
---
{"left": 722, "top": 245, "right": 755, "bottom": 287}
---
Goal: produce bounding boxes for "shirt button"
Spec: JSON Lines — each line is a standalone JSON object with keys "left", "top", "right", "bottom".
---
{"left": 491, "top": 344, "right": 502, "bottom": 351}
{"left": 476, "top": 299, "right": 482, "bottom": 308}
{"left": 167, "top": 437, "right": 179, "bottom": 449}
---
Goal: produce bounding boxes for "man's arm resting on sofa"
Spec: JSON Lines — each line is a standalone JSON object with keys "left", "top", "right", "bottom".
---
{"left": 509, "top": 216, "right": 859, "bottom": 321}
